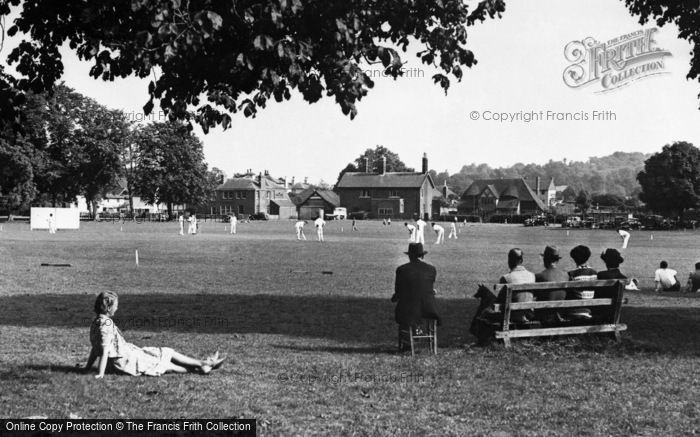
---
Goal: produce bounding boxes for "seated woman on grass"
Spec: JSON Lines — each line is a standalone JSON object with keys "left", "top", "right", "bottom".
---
{"left": 81, "top": 291, "right": 225, "bottom": 378}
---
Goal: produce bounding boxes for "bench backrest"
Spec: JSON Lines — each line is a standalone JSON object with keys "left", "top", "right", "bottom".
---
{"left": 496, "top": 279, "right": 625, "bottom": 325}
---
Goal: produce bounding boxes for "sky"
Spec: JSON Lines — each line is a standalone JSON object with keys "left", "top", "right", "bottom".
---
{"left": 3, "top": 0, "right": 700, "bottom": 184}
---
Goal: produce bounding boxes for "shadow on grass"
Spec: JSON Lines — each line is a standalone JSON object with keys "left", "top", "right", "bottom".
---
{"left": 0, "top": 294, "right": 698, "bottom": 356}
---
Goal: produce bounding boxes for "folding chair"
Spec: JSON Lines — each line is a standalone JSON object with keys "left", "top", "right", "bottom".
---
{"left": 398, "top": 320, "right": 437, "bottom": 356}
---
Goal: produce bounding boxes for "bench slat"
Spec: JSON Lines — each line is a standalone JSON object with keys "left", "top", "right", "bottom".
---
{"left": 491, "top": 298, "right": 613, "bottom": 312}
{"left": 494, "top": 323, "right": 627, "bottom": 339}
{"left": 498, "top": 279, "right": 622, "bottom": 292}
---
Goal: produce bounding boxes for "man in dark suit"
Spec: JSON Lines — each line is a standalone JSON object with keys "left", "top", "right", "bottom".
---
{"left": 392, "top": 243, "right": 441, "bottom": 334}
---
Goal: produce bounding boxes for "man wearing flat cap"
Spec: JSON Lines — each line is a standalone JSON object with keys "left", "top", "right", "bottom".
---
{"left": 392, "top": 243, "right": 441, "bottom": 335}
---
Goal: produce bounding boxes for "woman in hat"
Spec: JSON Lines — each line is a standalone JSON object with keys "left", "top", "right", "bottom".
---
{"left": 567, "top": 245, "right": 598, "bottom": 320}
{"left": 597, "top": 248, "right": 627, "bottom": 280}
{"left": 535, "top": 246, "right": 568, "bottom": 324}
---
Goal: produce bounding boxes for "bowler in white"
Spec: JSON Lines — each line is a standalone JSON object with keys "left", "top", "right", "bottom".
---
{"left": 314, "top": 216, "right": 325, "bottom": 242}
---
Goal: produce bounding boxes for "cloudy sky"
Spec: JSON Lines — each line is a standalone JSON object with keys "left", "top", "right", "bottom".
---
{"left": 3, "top": 0, "right": 700, "bottom": 184}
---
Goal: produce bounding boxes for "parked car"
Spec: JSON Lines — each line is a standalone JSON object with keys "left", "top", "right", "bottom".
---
{"left": 249, "top": 212, "right": 269, "bottom": 220}
{"left": 524, "top": 214, "right": 548, "bottom": 227}
{"left": 348, "top": 211, "right": 369, "bottom": 220}
{"left": 563, "top": 216, "right": 582, "bottom": 228}
{"left": 324, "top": 207, "right": 347, "bottom": 220}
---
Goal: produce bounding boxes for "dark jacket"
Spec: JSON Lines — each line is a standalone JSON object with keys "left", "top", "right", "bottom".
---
{"left": 392, "top": 259, "right": 441, "bottom": 326}
{"left": 597, "top": 269, "right": 627, "bottom": 280}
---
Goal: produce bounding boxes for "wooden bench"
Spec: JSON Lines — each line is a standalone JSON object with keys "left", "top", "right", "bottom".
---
{"left": 491, "top": 279, "right": 627, "bottom": 347}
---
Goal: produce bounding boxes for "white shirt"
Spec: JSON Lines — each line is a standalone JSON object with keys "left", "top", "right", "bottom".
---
{"left": 654, "top": 268, "right": 678, "bottom": 288}
{"left": 405, "top": 224, "right": 416, "bottom": 232}
{"left": 416, "top": 219, "right": 426, "bottom": 232}
{"left": 230, "top": 215, "right": 237, "bottom": 223}
{"left": 314, "top": 218, "right": 325, "bottom": 228}
{"left": 295, "top": 221, "right": 305, "bottom": 231}
{"left": 433, "top": 224, "right": 444, "bottom": 232}
{"left": 618, "top": 229, "right": 630, "bottom": 238}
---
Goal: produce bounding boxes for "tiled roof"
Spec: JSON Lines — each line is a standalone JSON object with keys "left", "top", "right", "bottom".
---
{"left": 296, "top": 188, "right": 340, "bottom": 207}
{"left": 217, "top": 178, "right": 257, "bottom": 190}
{"left": 271, "top": 199, "right": 296, "bottom": 207}
{"left": 336, "top": 172, "right": 433, "bottom": 189}
{"left": 461, "top": 178, "right": 547, "bottom": 210}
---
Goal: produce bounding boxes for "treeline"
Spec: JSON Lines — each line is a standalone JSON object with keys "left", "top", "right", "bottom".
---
{"left": 429, "top": 151, "right": 649, "bottom": 199}
{"left": 0, "top": 84, "right": 223, "bottom": 215}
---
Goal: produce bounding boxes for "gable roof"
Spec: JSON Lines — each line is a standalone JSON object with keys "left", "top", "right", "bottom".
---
{"left": 461, "top": 178, "right": 547, "bottom": 210}
{"left": 217, "top": 178, "right": 257, "bottom": 190}
{"left": 336, "top": 172, "right": 434, "bottom": 189}
{"left": 296, "top": 188, "right": 340, "bottom": 207}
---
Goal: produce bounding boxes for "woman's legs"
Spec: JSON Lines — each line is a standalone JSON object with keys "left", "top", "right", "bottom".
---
{"left": 170, "top": 350, "right": 205, "bottom": 368}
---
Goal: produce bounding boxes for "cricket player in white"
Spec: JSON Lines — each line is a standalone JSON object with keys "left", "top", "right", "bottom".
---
{"left": 618, "top": 228, "right": 630, "bottom": 249}
{"left": 314, "top": 216, "right": 325, "bottom": 242}
{"left": 432, "top": 222, "right": 445, "bottom": 244}
{"left": 229, "top": 214, "right": 237, "bottom": 234}
{"left": 295, "top": 220, "right": 307, "bottom": 240}
{"left": 448, "top": 221, "right": 458, "bottom": 239}
{"left": 415, "top": 218, "right": 426, "bottom": 244}
{"left": 404, "top": 222, "right": 416, "bottom": 242}
{"left": 47, "top": 213, "right": 56, "bottom": 234}
{"left": 178, "top": 214, "right": 184, "bottom": 235}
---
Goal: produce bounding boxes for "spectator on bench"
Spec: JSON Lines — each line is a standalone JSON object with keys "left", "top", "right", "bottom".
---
{"left": 597, "top": 249, "right": 627, "bottom": 280}
{"left": 567, "top": 245, "right": 598, "bottom": 320}
{"left": 534, "top": 245, "right": 568, "bottom": 325}
{"left": 654, "top": 260, "right": 681, "bottom": 292}
{"left": 469, "top": 248, "right": 536, "bottom": 345}
{"left": 687, "top": 262, "right": 700, "bottom": 292}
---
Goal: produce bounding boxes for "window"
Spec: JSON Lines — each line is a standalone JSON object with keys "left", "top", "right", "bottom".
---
{"left": 360, "top": 189, "right": 370, "bottom": 198}
{"left": 378, "top": 208, "right": 393, "bottom": 215}
{"left": 238, "top": 205, "right": 245, "bottom": 214}
{"left": 266, "top": 191, "right": 271, "bottom": 199}
{"left": 389, "top": 190, "right": 399, "bottom": 198}
{"left": 242, "top": 192, "right": 247, "bottom": 199}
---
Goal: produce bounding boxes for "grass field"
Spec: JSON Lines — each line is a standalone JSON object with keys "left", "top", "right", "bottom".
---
{"left": 0, "top": 220, "right": 698, "bottom": 435}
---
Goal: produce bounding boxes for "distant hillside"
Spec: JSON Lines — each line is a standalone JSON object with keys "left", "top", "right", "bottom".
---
{"left": 430, "top": 151, "right": 649, "bottom": 198}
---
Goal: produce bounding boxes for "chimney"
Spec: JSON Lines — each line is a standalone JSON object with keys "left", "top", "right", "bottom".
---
{"left": 304, "top": 176, "right": 308, "bottom": 184}
{"left": 258, "top": 172, "right": 262, "bottom": 184}
{"left": 536, "top": 176, "right": 541, "bottom": 195}
{"left": 422, "top": 153, "right": 428, "bottom": 174}
{"left": 381, "top": 156, "right": 387, "bottom": 175}
{"left": 365, "top": 157, "right": 370, "bottom": 173}
{"left": 264, "top": 169, "right": 269, "bottom": 176}
{"left": 443, "top": 180, "right": 448, "bottom": 197}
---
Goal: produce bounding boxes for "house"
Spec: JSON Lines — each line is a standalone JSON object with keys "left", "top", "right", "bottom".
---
{"left": 335, "top": 153, "right": 436, "bottom": 219}
{"left": 459, "top": 177, "right": 547, "bottom": 217}
{"left": 214, "top": 170, "right": 290, "bottom": 218}
{"left": 528, "top": 177, "right": 557, "bottom": 206}
{"left": 86, "top": 179, "right": 168, "bottom": 215}
{"left": 295, "top": 188, "right": 340, "bottom": 219}
{"left": 432, "top": 181, "right": 459, "bottom": 216}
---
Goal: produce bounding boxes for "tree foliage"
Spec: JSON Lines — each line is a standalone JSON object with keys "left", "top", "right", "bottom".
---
{"left": 352, "top": 145, "right": 414, "bottom": 173}
{"left": 624, "top": 1, "right": 700, "bottom": 109}
{"left": 637, "top": 141, "right": 700, "bottom": 215}
{"left": 132, "top": 121, "right": 210, "bottom": 214}
{"left": 0, "top": 84, "right": 128, "bottom": 211}
{"left": 1, "top": 0, "right": 505, "bottom": 131}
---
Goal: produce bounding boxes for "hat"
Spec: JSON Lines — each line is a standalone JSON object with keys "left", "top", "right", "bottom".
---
{"left": 540, "top": 245, "right": 561, "bottom": 261}
{"left": 570, "top": 245, "right": 592, "bottom": 264}
{"left": 405, "top": 242, "right": 428, "bottom": 257}
{"left": 600, "top": 248, "right": 624, "bottom": 265}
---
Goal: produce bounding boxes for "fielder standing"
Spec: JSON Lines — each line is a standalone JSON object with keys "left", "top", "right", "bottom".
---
{"left": 295, "top": 220, "right": 307, "bottom": 240}
{"left": 415, "top": 217, "right": 426, "bottom": 244}
{"left": 229, "top": 214, "right": 237, "bottom": 234}
{"left": 314, "top": 216, "right": 326, "bottom": 242}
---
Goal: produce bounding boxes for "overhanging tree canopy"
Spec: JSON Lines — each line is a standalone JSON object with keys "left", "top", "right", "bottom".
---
{"left": 0, "top": 0, "right": 505, "bottom": 131}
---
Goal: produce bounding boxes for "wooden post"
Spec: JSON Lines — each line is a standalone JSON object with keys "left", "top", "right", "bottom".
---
{"left": 502, "top": 285, "right": 512, "bottom": 348}
{"left": 135, "top": 249, "right": 139, "bottom": 267}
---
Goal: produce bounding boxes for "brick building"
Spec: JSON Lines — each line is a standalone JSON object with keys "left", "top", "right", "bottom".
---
{"left": 214, "top": 171, "right": 290, "bottom": 218}
{"left": 335, "top": 153, "right": 435, "bottom": 219}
